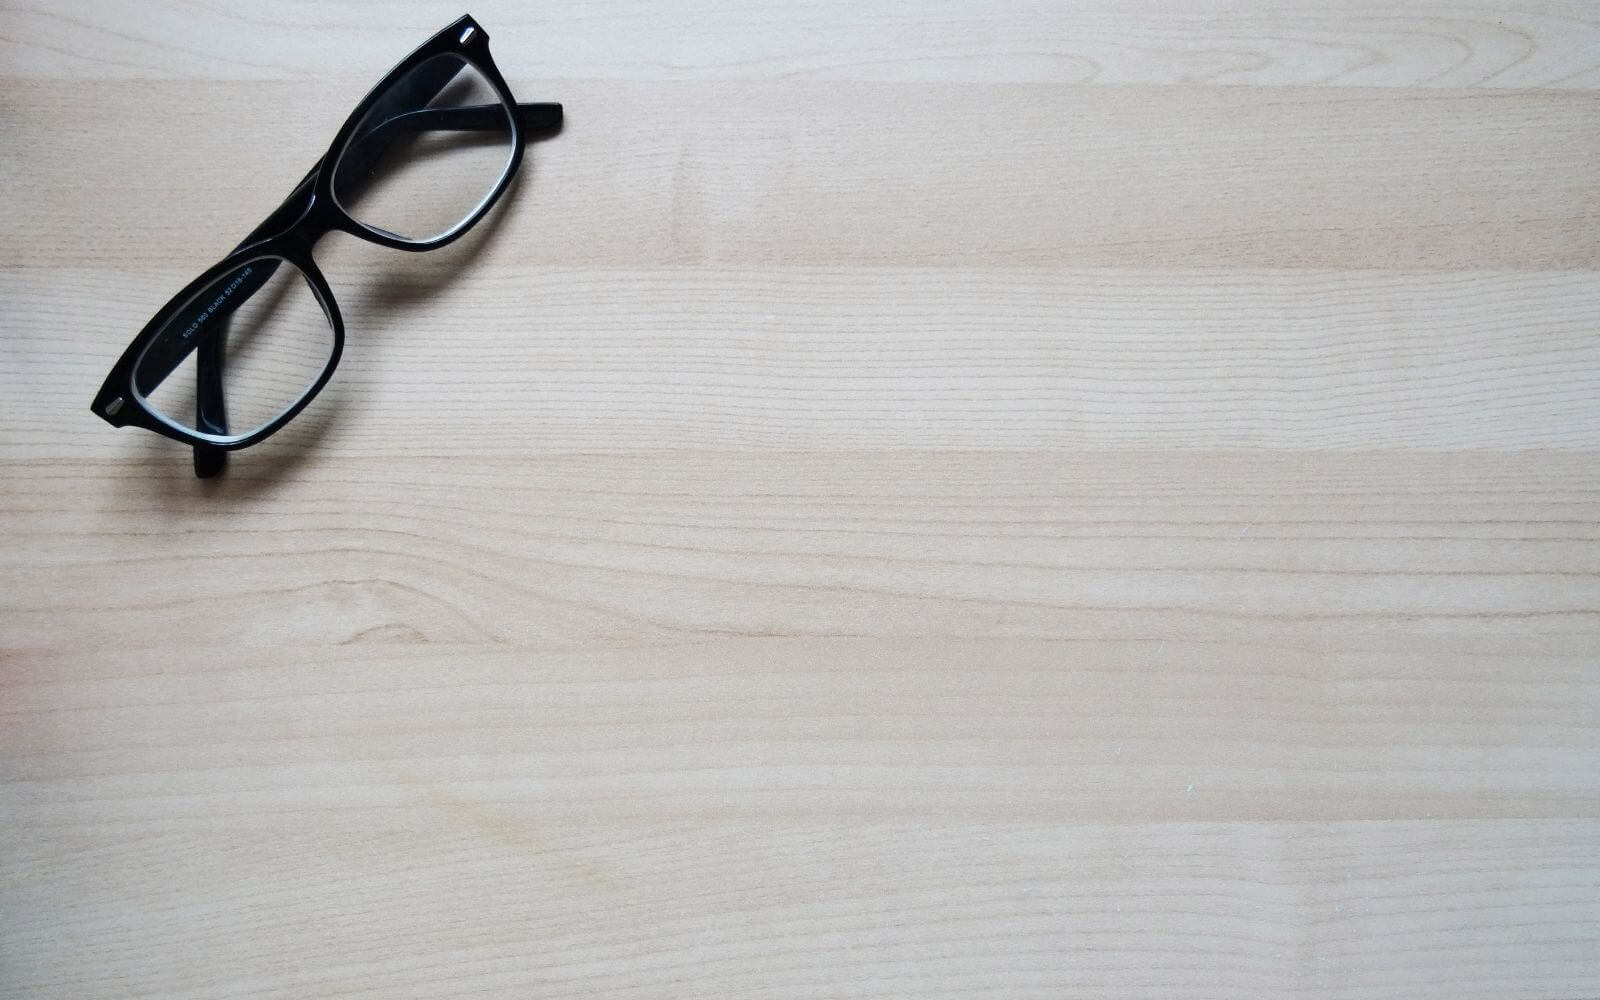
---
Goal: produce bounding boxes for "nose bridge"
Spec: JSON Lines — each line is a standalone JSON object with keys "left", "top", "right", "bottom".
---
{"left": 232, "top": 160, "right": 325, "bottom": 257}
{"left": 284, "top": 189, "right": 341, "bottom": 256}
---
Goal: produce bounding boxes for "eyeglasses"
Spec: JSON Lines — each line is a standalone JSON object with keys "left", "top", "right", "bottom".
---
{"left": 90, "top": 14, "right": 562, "bottom": 478}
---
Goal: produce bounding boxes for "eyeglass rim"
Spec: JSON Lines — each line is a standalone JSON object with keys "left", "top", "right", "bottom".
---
{"left": 318, "top": 15, "right": 527, "bottom": 253}
{"left": 126, "top": 253, "right": 344, "bottom": 448}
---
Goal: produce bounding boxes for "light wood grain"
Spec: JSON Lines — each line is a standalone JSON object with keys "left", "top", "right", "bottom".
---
{"left": 3, "top": 451, "right": 1599, "bottom": 648}
{"left": 7, "top": 81, "right": 1600, "bottom": 270}
{"left": 4, "top": 643, "right": 1599, "bottom": 997}
{"left": 11, "top": 268, "right": 1600, "bottom": 453}
{"left": 6, "top": 0, "right": 1600, "bottom": 89}
{"left": 2, "top": 1, "right": 1598, "bottom": 998}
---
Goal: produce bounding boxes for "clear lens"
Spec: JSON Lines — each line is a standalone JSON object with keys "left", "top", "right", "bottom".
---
{"left": 332, "top": 54, "right": 515, "bottom": 243}
{"left": 132, "top": 257, "right": 334, "bottom": 442}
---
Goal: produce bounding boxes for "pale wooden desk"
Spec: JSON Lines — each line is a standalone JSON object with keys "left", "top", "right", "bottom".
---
{"left": 3, "top": 3, "right": 1598, "bottom": 997}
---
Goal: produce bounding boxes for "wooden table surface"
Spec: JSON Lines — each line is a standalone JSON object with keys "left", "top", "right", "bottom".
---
{"left": 4, "top": 2, "right": 1599, "bottom": 996}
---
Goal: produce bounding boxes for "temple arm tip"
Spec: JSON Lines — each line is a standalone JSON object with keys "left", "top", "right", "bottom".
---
{"left": 517, "top": 102, "right": 563, "bottom": 138}
{"left": 193, "top": 445, "right": 226, "bottom": 479}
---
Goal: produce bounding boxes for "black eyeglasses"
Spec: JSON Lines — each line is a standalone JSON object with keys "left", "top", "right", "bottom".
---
{"left": 90, "top": 14, "right": 562, "bottom": 477}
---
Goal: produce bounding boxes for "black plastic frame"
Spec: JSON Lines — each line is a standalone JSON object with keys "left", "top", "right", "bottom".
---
{"left": 90, "top": 14, "right": 562, "bottom": 476}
